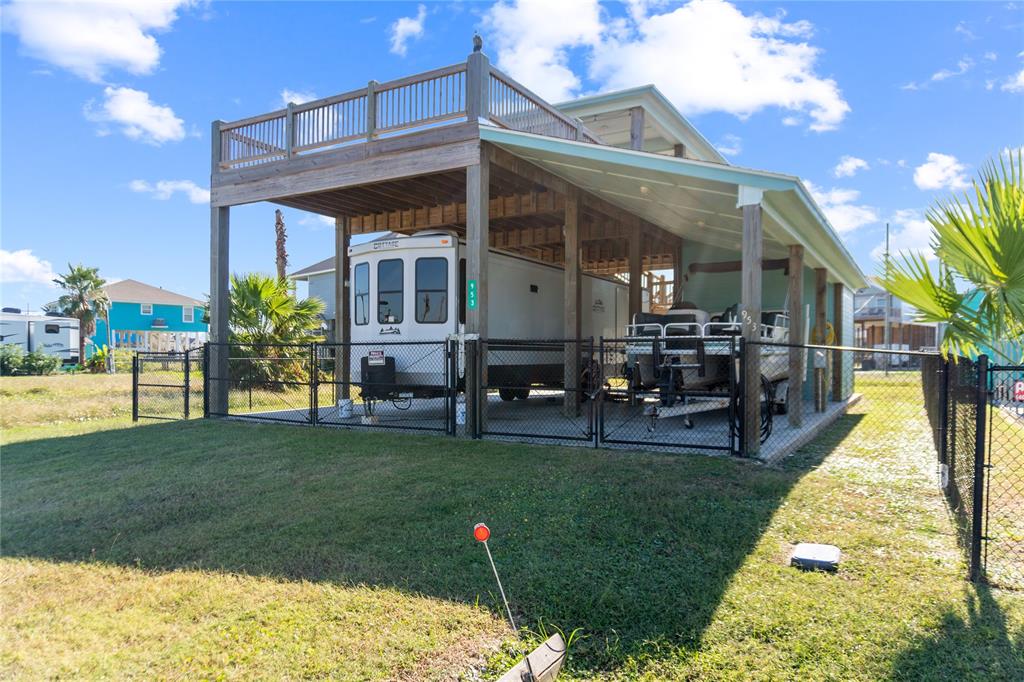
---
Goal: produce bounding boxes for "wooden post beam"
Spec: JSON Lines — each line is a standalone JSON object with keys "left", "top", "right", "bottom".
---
{"left": 209, "top": 120, "right": 230, "bottom": 416}
{"left": 813, "top": 267, "right": 828, "bottom": 411}
{"left": 832, "top": 282, "right": 846, "bottom": 401}
{"left": 787, "top": 244, "right": 804, "bottom": 428}
{"left": 629, "top": 217, "right": 643, "bottom": 320}
{"left": 335, "top": 216, "right": 351, "bottom": 400}
{"left": 629, "top": 106, "right": 645, "bottom": 151}
{"left": 467, "top": 144, "right": 490, "bottom": 432}
{"left": 740, "top": 193, "right": 763, "bottom": 457}
{"left": 564, "top": 187, "right": 581, "bottom": 417}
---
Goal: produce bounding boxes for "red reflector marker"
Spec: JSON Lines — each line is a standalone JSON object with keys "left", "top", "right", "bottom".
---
{"left": 473, "top": 523, "right": 490, "bottom": 542}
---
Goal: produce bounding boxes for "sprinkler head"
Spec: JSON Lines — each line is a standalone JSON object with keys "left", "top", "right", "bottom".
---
{"left": 473, "top": 523, "right": 490, "bottom": 542}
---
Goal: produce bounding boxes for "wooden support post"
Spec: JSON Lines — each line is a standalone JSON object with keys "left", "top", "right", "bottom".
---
{"left": 629, "top": 106, "right": 645, "bottom": 151}
{"left": 467, "top": 145, "right": 490, "bottom": 430}
{"left": 832, "top": 282, "right": 845, "bottom": 401}
{"left": 335, "top": 216, "right": 351, "bottom": 400}
{"left": 209, "top": 120, "right": 229, "bottom": 416}
{"left": 673, "top": 143, "right": 686, "bottom": 158}
{"left": 285, "top": 102, "right": 295, "bottom": 158}
{"left": 741, "top": 199, "right": 763, "bottom": 457}
{"left": 563, "top": 187, "right": 581, "bottom": 417}
{"left": 672, "top": 240, "right": 684, "bottom": 306}
{"left": 787, "top": 245, "right": 804, "bottom": 428}
{"left": 466, "top": 50, "right": 490, "bottom": 122}
{"left": 366, "top": 80, "right": 379, "bottom": 140}
{"left": 628, "top": 218, "right": 642, "bottom": 320}
{"left": 813, "top": 267, "right": 828, "bottom": 411}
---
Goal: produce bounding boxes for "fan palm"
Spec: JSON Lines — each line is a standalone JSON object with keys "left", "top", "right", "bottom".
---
{"left": 228, "top": 273, "right": 325, "bottom": 385}
{"left": 50, "top": 264, "right": 110, "bottom": 364}
{"left": 879, "top": 151, "right": 1024, "bottom": 363}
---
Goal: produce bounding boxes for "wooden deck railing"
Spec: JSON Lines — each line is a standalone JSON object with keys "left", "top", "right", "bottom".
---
{"left": 217, "top": 52, "right": 601, "bottom": 170}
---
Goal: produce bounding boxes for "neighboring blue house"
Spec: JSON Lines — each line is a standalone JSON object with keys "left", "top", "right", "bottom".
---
{"left": 90, "top": 279, "right": 208, "bottom": 355}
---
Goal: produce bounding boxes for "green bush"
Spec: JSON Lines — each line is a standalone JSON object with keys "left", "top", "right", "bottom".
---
{"left": 0, "top": 344, "right": 25, "bottom": 375}
{"left": 21, "top": 350, "right": 62, "bottom": 376}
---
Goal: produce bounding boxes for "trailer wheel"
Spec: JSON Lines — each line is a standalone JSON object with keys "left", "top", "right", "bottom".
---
{"left": 498, "top": 388, "right": 516, "bottom": 402}
{"left": 514, "top": 388, "right": 530, "bottom": 400}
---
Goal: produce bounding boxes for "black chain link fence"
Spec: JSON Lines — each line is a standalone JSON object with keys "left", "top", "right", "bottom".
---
{"left": 598, "top": 337, "right": 738, "bottom": 453}
{"left": 475, "top": 339, "right": 596, "bottom": 443}
{"left": 315, "top": 340, "right": 453, "bottom": 433}
{"left": 985, "top": 364, "right": 1024, "bottom": 589}
{"left": 132, "top": 349, "right": 204, "bottom": 421}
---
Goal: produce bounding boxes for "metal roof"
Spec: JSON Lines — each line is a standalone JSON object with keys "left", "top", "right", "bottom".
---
{"left": 479, "top": 126, "right": 867, "bottom": 290}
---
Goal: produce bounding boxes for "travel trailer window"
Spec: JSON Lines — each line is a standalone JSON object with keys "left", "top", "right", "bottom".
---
{"left": 141, "top": 303, "right": 153, "bottom": 315}
{"left": 182, "top": 306, "right": 194, "bottom": 323}
{"left": 377, "top": 259, "right": 404, "bottom": 324}
{"left": 44, "top": 324, "right": 59, "bottom": 334}
{"left": 354, "top": 262, "right": 369, "bottom": 325}
{"left": 415, "top": 258, "right": 448, "bottom": 324}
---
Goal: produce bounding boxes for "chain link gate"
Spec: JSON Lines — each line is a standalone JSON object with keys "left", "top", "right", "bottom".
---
{"left": 132, "top": 348, "right": 204, "bottom": 421}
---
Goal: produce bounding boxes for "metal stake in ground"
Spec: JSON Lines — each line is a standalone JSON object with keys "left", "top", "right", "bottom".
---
{"left": 474, "top": 522, "right": 516, "bottom": 631}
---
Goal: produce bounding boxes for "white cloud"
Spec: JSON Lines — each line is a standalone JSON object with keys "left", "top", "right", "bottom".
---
{"left": 280, "top": 88, "right": 317, "bottom": 106}
{"left": 0, "top": 249, "right": 56, "bottom": 285}
{"left": 715, "top": 134, "right": 742, "bottom": 156}
{"left": 833, "top": 155, "right": 869, "bottom": 178}
{"left": 954, "top": 21, "right": 976, "bottom": 40}
{"left": 871, "top": 209, "right": 935, "bottom": 261}
{"left": 1002, "top": 68, "right": 1024, "bottom": 92}
{"left": 389, "top": 4, "right": 427, "bottom": 57}
{"left": 805, "top": 180, "right": 879, "bottom": 233}
{"left": 1, "top": 0, "right": 192, "bottom": 83}
{"left": 484, "top": 0, "right": 604, "bottom": 102}
{"left": 298, "top": 214, "right": 336, "bottom": 230}
{"left": 902, "top": 56, "right": 974, "bottom": 90}
{"left": 984, "top": 51, "right": 998, "bottom": 61}
{"left": 931, "top": 57, "right": 973, "bottom": 82}
{"left": 781, "top": 115, "right": 801, "bottom": 126}
{"left": 913, "top": 153, "right": 970, "bottom": 191}
{"left": 590, "top": 0, "right": 850, "bottom": 131}
{"left": 130, "top": 179, "right": 209, "bottom": 204}
{"left": 485, "top": 0, "right": 849, "bottom": 131}
{"left": 84, "top": 86, "right": 185, "bottom": 144}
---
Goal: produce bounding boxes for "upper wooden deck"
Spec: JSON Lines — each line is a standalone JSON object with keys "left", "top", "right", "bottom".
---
{"left": 215, "top": 56, "right": 601, "bottom": 173}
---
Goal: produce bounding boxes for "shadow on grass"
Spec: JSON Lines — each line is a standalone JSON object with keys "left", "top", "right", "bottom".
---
{"left": 5, "top": 413, "right": 854, "bottom": 672}
{"left": 891, "top": 584, "right": 1023, "bottom": 681}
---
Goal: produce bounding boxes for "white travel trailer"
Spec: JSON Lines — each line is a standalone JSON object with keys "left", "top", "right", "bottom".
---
{"left": 345, "top": 231, "right": 636, "bottom": 398}
{"left": 0, "top": 309, "right": 80, "bottom": 364}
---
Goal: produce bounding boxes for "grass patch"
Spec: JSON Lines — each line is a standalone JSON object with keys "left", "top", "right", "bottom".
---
{"left": 1, "top": 374, "right": 1022, "bottom": 679}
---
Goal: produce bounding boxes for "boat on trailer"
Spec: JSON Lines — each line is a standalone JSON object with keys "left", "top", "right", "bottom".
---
{"left": 619, "top": 302, "right": 795, "bottom": 437}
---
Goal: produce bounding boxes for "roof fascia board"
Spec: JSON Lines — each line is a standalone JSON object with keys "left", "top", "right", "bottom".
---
{"left": 556, "top": 85, "right": 726, "bottom": 163}
{"left": 481, "top": 127, "right": 794, "bottom": 191}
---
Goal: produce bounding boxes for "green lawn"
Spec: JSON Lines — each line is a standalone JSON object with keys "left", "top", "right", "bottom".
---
{"left": 1, "top": 373, "right": 1022, "bottom": 680}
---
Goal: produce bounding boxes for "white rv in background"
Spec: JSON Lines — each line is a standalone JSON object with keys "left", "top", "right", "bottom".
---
{"left": 347, "top": 231, "right": 637, "bottom": 397}
{"left": 0, "top": 309, "right": 81, "bottom": 364}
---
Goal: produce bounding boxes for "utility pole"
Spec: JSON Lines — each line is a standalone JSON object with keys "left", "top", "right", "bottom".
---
{"left": 883, "top": 222, "right": 891, "bottom": 376}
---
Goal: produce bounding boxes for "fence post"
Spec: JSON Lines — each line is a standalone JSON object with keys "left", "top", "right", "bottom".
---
{"left": 738, "top": 338, "right": 747, "bottom": 456}
{"left": 596, "top": 337, "right": 605, "bottom": 448}
{"left": 203, "top": 343, "right": 210, "bottom": 418}
{"left": 131, "top": 353, "right": 139, "bottom": 422}
{"left": 938, "top": 357, "right": 950, "bottom": 465}
{"left": 310, "top": 343, "right": 318, "bottom": 426}
{"left": 183, "top": 349, "right": 190, "bottom": 420}
{"left": 729, "top": 336, "right": 738, "bottom": 456}
{"left": 970, "top": 354, "right": 989, "bottom": 581}
{"left": 448, "top": 339, "right": 458, "bottom": 436}
{"left": 466, "top": 339, "right": 480, "bottom": 438}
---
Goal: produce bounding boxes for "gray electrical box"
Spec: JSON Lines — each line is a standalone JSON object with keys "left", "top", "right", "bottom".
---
{"left": 791, "top": 543, "right": 841, "bottom": 571}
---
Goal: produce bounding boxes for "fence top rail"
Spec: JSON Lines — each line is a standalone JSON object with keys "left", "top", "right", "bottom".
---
{"left": 485, "top": 337, "right": 595, "bottom": 344}
{"left": 749, "top": 340, "right": 943, "bottom": 357}
{"left": 989, "top": 364, "right": 1024, "bottom": 371}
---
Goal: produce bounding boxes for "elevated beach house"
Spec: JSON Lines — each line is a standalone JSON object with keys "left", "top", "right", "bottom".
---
{"left": 209, "top": 41, "right": 865, "bottom": 455}
{"left": 90, "top": 279, "right": 208, "bottom": 355}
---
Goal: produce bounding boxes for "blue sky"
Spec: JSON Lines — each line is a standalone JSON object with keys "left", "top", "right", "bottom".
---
{"left": 1, "top": 0, "right": 1022, "bottom": 310}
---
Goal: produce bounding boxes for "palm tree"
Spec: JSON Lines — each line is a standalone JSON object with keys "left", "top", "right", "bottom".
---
{"left": 879, "top": 151, "right": 1023, "bottom": 363}
{"left": 50, "top": 264, "right": 110, "bottom": 365}
{"left": 228, "top": 272, "right": 325, "bottom": 385}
